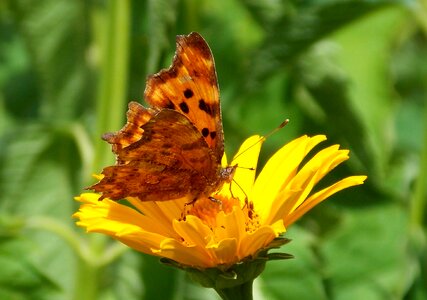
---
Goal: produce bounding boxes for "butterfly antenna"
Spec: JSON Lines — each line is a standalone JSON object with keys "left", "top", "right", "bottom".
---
{"left": 230, "top": 178, "right": 248, "bottom": 200}
{"left": 232, "top": 119, "right": 289, "bottom": 161}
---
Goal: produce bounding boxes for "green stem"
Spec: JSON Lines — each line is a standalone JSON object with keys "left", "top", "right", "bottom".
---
{"left": 183, "top": 0, "right": 200, "bottom": 30}
{"left": 25, "top": 216, "right": 89, "bottom": 261}
{"left": 410, "top": 98, "right": 427, "bottom": 228}
{"left": 67, "top": 122, "right": 94, "bottom": 182}
{"left": 74, "top": 258, "right": 102, "bottom": 300}
{"left": 214, "top": 280, "right": 254, "bottom": 300}
{"left": 93, "top": 0, "right": 131, "bottom": 171}
{"left": 72, "top": 1, "right": 131, "bottom": 299}
{"left": 410, "top": 1, "right": 427, "bottom": 230}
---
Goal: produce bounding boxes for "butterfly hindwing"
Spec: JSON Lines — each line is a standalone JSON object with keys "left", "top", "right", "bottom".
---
{"left": 92, "top": 165, "right": 205, "bottom": 202}
{"left": 90, "top": 110, "right": 220, "bottom": 201}
{"left": 144, "top": 32, "right": 224, "bottom": 163}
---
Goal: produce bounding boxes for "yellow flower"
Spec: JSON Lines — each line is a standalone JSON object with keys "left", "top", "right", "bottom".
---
{"left": 74, "top": 135, "right": 366, "bottom": 269}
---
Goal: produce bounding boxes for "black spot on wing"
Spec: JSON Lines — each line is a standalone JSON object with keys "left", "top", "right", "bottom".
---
{"left": 165, "top": 99, "right": 175, "bottom": 109}
{"left": 184, "top": 89, "right": 194, "bottom": 99}
{"left": 198, "top": 99, "right": 215, "bottom": 116}
{"left": 179, "top": 102, "right": 189, "bottom": 114}
{"left": 201, "top": 128, "right": 209, "bottom": 137}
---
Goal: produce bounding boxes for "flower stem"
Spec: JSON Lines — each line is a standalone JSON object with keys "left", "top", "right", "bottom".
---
{"left": 410, "top": 94, "right": 427, "bottom": 229}
{"left": 92, "top": 0, "right": 130, "bottom": 170}
{"left": 74, "top": 258, "right": 103, "bottom": 300}
{"left": 214, "top": 280, "right": 254, "bottom": 300}
{"left": 72, "top": 1, "right": 131, "bottom": 300}
{"left": 410, "top": 0, "right": 427, "bottom": 230}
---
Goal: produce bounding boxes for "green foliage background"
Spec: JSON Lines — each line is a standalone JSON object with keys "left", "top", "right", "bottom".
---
{"left": 1, "top": 0, "right": 426, "bottom": 299}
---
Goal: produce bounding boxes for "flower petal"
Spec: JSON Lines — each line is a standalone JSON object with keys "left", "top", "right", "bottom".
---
{"left": 155, "top": 238, "right": 214, "bottom": 268}
{"left": 213, "top": 207, "right": 246, "bottom": 242}
{"left": 263, "top": 144, "right": 352, "bottom": 225}
{"left": 173, "top": 215, "right": 214, "bottom": 246}
{"left": 284, "top": 175, "right": 367, "bottom": 226}
{"left": 127, "top": 197, "right": 185, "bottom": 237}
{"left": 207, "top": 238, "right": 238, "bottom": 265}
{"left": 254, "top": 135, "right": 326, "bottom": 220}
{"left": 220, "top": 135, "right": 263, "bottom": 200}
{"left": 240, "top": 223, "right": 280, "bottom": 258}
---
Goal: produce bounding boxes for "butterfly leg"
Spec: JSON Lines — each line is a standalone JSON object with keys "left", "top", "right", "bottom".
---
{"left": 185, "top": 197, "right": 198, "bottom": 206}
{"left": 208, "top": 196, "right": 223, "bottom": 210}
{"left": 180, "top": 197, "right": 198, "bottom": 220}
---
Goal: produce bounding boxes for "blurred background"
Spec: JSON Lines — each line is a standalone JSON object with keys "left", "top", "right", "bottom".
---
{"left": 1, "top": 0, "right": 426, "bottom": 299}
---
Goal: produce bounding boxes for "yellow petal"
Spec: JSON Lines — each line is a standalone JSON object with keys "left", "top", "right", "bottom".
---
{"left": 155, "top": 238, "right": 215, "bottom": 268}
{"left": 220, "top": 135, "right": 263, "bottom": 200}
{"left": 172, "top": 215, "right": 214, "bottom": 246}
{"left": 240, "top": 224, "right": 278, "bottom": 258}
{"left": 114, "top": 231, "right": 166, "bottom": 254}
{"left": 207, "top": 238, "right": 238, "bottom": 265}
{"left": 284, "top": 175, "right": 367, "bottom": 226}
{"left": 263, "top": 145, "right": 351, "bottom": 225}
{"left": 127, "top": 197, "right": 185, "bottom": 238}
{"left": 213, "top": 207, "right": 246, "bottom": 242}
{"left": 254, "top": 135, "right": 326, "bottom": 220}
{"left": 74, "top": 193, "right": 183, "bottom": 250}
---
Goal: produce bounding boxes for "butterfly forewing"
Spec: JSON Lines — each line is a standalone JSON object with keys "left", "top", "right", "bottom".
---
{"left": 144, "top": 32, "right": 224, "bottom": 163}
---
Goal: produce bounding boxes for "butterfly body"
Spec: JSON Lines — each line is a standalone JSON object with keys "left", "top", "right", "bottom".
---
{"left": 89, "top": 32, "right": 235, "bottom": 203}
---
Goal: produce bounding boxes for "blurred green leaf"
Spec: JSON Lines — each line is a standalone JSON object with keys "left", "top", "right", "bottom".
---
{"left": 0, "top": 124, "right": 52, "bottom": 210}
{"left": 238, "top": 0, "right": 287, "bottom": 29}
{"left": 140, "top": 254, "right": 180, "bottom": 300}
{"left": 329, "top": 6, "right": 408, "bottom": 189}
{"left": 7, "top": 0, "right": 93, "bottom": 120}
{"left": 322, "top": 203, "right": 410, "bottom": 299}
{"left": 259, "top": 227, "right": 327, "bottom": 300}
{"left": 0, "top": 238, "right": 59, "bottom": 300}
{"left": 244, "top": 0, "right": 400, "bottom": 90}
{"left": 145, "top": 0, "right": 179, "bottom": 74}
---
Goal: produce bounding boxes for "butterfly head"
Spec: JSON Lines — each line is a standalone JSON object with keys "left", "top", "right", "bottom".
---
{"left": 220, "top": 164, "right": 237, "bottom": 183}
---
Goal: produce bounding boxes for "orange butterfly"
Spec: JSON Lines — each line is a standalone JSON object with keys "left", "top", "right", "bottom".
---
{"left": 89, "top": 32, "right": 236, "bottom": 202}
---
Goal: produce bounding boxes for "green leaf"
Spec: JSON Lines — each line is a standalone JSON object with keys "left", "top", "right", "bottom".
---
{"left": 0, "top": 124, "right": 52, "bottom": 210}
{"left": 322, "top": 203, "right": 410, "bottom": 299}
{"left": 327, "top": 6, "right": 408, "bottom": 187}
{"left": 238, "top": 0, "right": 286, "bottom": 29}
{"left": 245, "top": 0, "right": 400, "bottom": 90}
{"left": 259, "top": 226, "right": 328, "bottom": 300}
{"left": 145, "top": 0, "right": 179, "bottom": 74}
{"left": 140, "top": 254, "right": 180, "bottom": 300}
{"left": 7, "top": 0, "right": 93, "bottom": 120}
{"left": 0, "top": 238, "right": 59, "bottom": 300}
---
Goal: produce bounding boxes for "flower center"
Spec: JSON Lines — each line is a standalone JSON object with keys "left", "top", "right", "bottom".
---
{"left": 185, "top": 195, "right": 260, "bottom": 233}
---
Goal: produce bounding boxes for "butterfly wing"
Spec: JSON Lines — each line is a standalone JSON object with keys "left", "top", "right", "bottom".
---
{"left": 144, "top": 32, "right": 224, "bottom": 163}
{"left": 101, "top": 102, "right": 155, "bottom": 157}
{"left": 89, "top": 109, "right": 219, "bottom": 201}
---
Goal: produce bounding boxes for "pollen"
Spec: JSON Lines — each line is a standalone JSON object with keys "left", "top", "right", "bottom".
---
{"left": 242, "top": 199, "right": 260, "bottom": 233}
{"left": 186, "top": 195, "right": 240, "bottom": 229}
{"left": 185, "top": 195, "right": 261, "bottom": 234}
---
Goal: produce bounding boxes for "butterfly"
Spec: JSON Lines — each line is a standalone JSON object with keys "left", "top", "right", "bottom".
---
{"left": 89, "top": 32, "right": 236, "bottom": 203}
